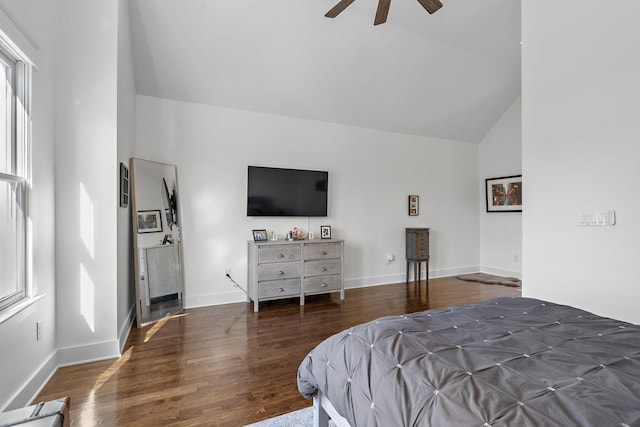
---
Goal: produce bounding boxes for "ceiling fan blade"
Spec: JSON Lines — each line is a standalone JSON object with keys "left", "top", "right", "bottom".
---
{"left": 374, "top": 0, "right": 391, "bottom": 25}
{"left": 416, "top": 0, "right": 442, "bottom": 14}
{"left": 325, "top": 0, "right": 357, "bottom": 18}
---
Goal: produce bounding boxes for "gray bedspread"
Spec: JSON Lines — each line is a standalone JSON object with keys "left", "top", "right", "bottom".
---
{"left": 297, "top": 297, "right": 640, "bottom": 426}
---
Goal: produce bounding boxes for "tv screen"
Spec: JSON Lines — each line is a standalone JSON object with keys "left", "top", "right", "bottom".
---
{"left": 247, "top": 166, "right": 328, "bottom": 217}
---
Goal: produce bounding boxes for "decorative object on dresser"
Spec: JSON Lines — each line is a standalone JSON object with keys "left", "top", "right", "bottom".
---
{"left": 247, "top": 239, "right": 344, "bottom": 312}
{"left": 406, "top": 227, "right": 429, "bottom": 289}
{"left": 408, "top": 195, "right": 419, "bottom": 216}
{"left": 320, "top": 225, "right": 332, "bottom": 239}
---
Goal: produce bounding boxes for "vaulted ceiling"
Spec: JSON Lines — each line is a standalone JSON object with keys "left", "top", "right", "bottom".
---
{"left": 128, "top": 0, "right": 521, "bottom": 143}
{"left": 0, "top": 0, "right": 520, "bottom": 144}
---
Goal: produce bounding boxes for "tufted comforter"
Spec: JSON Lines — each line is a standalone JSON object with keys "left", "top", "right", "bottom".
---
{"left": 297, "top": 297, "right": 640, "bottom": 426}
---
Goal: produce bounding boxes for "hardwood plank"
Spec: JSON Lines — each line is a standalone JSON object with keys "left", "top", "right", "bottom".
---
{"left": 35, "top": 277, "right": 519, "bottom": 426}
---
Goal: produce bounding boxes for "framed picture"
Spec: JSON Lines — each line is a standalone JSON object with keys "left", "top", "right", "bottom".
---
{"left": 485, "top": 175, "right": 522, "bottom": 212}
{"left": 320, "top": 225, "right": 332, "bottom": 239}
{"left": 137, "top": 210, "right": 162, "bottom": 233}
{"left": 408, "top": 195, "right": 419, "bottom": 216}
{"left": 252, "top": 229, "right": 268, "bottom": 241}
{"left": 120, "top": 162, "right": 129, "bottom": 208}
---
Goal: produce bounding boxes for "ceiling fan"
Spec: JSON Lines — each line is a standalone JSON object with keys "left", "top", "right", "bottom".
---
{"left": 325, "top": 0, "right": 443, "bottom": 25}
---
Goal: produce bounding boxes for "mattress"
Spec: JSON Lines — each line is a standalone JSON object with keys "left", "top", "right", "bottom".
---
{"left": 297, "top": 297, "right": 640, "bottom": 426}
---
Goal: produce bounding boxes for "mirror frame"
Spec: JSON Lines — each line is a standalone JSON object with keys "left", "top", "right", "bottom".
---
{"left": 130, "top": 158, "right": 184, "bottom": 327}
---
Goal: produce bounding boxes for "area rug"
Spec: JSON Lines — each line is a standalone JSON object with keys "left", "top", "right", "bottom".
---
{"left": 244, "top": 407, "right": 313, "bottom": 427}
{"left": 455, "top": 272, "right": 521, "bottom": 287}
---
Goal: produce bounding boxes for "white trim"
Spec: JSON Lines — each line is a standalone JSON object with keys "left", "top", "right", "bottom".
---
{"left": 0, "top": 293, "right": 44, "bottom": 325}
{"left": 57, "top": 340, "right": 121, "bottom": 368}
{"left": 185, "top": 266, "right": 486, "bottom": 309}
{"left": 481, "top": 266, "right": 521, "bottom": 280}
{"left": 184, "top": 289, "right": 247, "bottom": 309}
{"left": 0, "top": 4, "right": 39, "bottom": 67}
{"left": 2, "top": 350, "right": 57, "bottom": 411}
{"left": 118, "top": 304, "right": 136, "bottom": 353}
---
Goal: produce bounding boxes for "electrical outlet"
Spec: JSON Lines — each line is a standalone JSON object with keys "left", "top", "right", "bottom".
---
{"left": 36, "top": 321, "right": 42, "bottom": 341}
{"left": 513, "top": 254, "right": 519, "bottom": 262}
{"left": 225, "top": 268, "right": 231, "bottom": 276}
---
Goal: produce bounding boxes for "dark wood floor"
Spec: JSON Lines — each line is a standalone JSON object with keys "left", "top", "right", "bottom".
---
{"left": 36, "top": 277, "right": 520, "bottom": 426}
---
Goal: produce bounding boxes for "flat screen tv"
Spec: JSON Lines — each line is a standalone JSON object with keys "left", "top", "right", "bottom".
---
{"left": 247, "top": 166, "right": 328, "bottom": 217}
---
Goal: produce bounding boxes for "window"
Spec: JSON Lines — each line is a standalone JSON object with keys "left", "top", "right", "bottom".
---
{"left": 0, "top": 39, "right": 30, "bottom": 312}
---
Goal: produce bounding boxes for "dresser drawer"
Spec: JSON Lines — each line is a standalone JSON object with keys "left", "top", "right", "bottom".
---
{"left": 414, "top": 242, "right": 429, "bottom": 257}
{"left": 304, "top": 259, "right": 342, "bottom": 277}
{"left": 258, "top": 245, "right": 301, "bottom": 263}
{"left": 258, "top": 262, "right": 301, "bottom": 281}
{"left": 304, "top": 275, "right": 342, "bottom": 294}
{"left": 304, "top": 243, "right": 341, "bottom": 260}
{"left": 259, "top": 279, "right": 301, "bottom": 298}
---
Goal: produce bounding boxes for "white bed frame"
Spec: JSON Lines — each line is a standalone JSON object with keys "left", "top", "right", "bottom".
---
{"left": 313, "top": 391, "right": 351, "bottom": 427}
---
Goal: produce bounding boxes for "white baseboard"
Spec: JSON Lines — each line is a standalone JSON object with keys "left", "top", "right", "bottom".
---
{"left": 480, "top": 266, "right": 521, "bottom": 279}
{"left": 184, "top": 289, "right": 247, "bottom": 309}
{"left": 185, "top": 266, "right": 490, "bottom": 307}
{"left": 4, "top": 351, "right": 58, "bottom": 411}
{"left": 118, "top": 304, "right": 136, "bottom": 353}
{"left": 57, "top": 339, "right": 121, "bottom": 368}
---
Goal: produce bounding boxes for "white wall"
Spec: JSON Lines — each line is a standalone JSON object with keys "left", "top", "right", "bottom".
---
{"left": 55, "top": 0, "right": 120, "bottom": 362}
{"left": 135, "top": 96, "right": 481, "bottom": 308}
{"left": 479, "top": 97, "right": 522, "bottom": 278}
{"left": 522, "top": 1, "right": 640, "bottom": 323}
{"left": 0, "top": 0, "right": 57, "bottom": 411}
{"left": 116, "top": 0, "right": 136, "bottom": 350}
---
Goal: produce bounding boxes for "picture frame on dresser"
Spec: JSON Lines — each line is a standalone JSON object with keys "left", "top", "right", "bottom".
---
{"left": 320, "top": 225, "right": 331, "bottom": 239}
{"left": 252, "top": 229, "right": 268, "bottom": 241}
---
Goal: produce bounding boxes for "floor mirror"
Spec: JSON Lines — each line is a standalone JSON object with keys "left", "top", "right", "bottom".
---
{"left": 130, "top": 158, "right": 184, "bottom": 327}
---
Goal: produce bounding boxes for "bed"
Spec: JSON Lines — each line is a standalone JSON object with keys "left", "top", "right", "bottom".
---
{"left": 297, "top": 297, "right": 640, "bottom": 426}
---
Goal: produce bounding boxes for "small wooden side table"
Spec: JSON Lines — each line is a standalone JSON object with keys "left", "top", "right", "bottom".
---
{"left": 406, "top": 228, "right": 430, "bottom": 288}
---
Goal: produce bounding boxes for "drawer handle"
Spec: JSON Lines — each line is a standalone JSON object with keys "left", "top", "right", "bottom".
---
{"left": 277, "top": 287, "right": 285, "bottom": 293}
{"left": 321, "top": 267, "right": 328, "bottom": 272}
{"left": 278, "top": 253, "right": 285, "bottom": 258}
{"left": 321, "top": 251, "right": 328, "bottom": 255}
{"left": 321, "top": 283, "right": 327, "bottom": 288}
{"left": 278, "top": 271, "right": 285, "bottom": 275}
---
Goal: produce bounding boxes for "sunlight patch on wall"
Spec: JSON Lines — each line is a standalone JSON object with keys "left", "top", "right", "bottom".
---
{"left": 80, "top": 182, "right": 95, "bottom": 259}
{"left": 80, "top": 263, "right": 95, "bottom": 332}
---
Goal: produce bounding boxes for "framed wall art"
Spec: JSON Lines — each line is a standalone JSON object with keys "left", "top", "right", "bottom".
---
{"left": 485, "top": 175, "right": 522, "bottom": 212}
{"left": 137, "top": 210, "right": 163, "bottom": 233}
{"left": 120, "top": 162, "right": 129, "bottom": 208}
{"left": 408, "top": 195, "right": 419, "bottom": 216}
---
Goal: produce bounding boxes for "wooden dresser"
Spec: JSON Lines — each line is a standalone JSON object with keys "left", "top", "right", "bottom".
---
{"left": 247, "top": 239, "right": 344, "bottom": 312}
{"left": 406, "top": 228, "right": 430, "bottom": 286}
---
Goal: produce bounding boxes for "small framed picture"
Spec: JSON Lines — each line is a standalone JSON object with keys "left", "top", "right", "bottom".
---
{"left": 485, "top": 175, "right": 522, "bottom": 212}
{"left": 252, "top": 229, "right": 268, "bottom": 241}
{"left": 408, "top": 195, "right": 419, "bottom": 216}
{"left": 320, "top": 225, "right": 332, "bottom": 239}
{"left": 120, "top": 162, "right": 129, "bottom": 208}
{"left": 137, "top": 210, "right": 162, "bottom": 233}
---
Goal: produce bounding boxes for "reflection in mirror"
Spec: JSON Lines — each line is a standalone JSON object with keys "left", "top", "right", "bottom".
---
{"left": 130, "top": 158, "right": 184, "bottom": 327}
